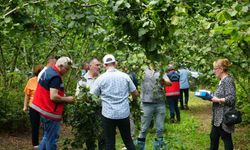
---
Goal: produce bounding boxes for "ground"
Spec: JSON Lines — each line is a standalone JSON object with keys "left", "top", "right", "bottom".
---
{"left": 0, "top": 95, "right": 249, "bottom": 150}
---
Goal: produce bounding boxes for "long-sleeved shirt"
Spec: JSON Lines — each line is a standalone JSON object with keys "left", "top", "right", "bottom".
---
{"left": 212, "top": 76, "right": 236, "bottom": 133}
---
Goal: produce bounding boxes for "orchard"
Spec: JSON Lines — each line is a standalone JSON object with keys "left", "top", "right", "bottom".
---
{"left": 0, "top": 0, "right": 249, "bottom": 149}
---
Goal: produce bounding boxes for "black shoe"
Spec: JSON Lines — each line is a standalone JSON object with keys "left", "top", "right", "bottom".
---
{"left": 170, "top": 118, "right": 175, "bottom": 123}
{"left": 184, "top": 105, "right": 189, "bottom": 110}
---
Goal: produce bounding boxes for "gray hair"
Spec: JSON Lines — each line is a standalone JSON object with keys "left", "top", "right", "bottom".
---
{"left": 56, "top": 57, "right": 73, "bottom": 67}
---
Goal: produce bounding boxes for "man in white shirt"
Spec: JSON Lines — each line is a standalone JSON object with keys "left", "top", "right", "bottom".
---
{"left": 91, "top": 54, "right": 139, "bottom": 150}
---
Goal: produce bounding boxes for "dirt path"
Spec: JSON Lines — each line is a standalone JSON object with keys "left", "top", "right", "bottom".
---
{"left": 0, "top": 124, "right": 71, "bottom": 150}
{"left": 188, "top": 99, "right": 250, "bottom": 150}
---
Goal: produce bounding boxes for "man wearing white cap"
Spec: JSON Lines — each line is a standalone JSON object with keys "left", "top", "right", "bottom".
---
{"left": 32, "top": 56, "right": 75, "bottom": 150}
{"left": 90, "top": 54, "right": 139, "bottom": 150}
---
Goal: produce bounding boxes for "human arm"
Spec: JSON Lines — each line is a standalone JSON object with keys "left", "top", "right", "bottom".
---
{"left": 211, "top": 77, "right": 236, "bottom": 106}
{"left": 128, "top": 75, "right": 139, "bottom": 100}
{"left": 50, "top": 88, "right": 75, "bottom": 103}
{"left": 211, "top": 97, "right": 225, "bottom": 104}
{"left": 89, "top": 78, "right": 101, "bottom": 96}
{"left": 23, "top": 94, "right": 29, "bottom": 112}
{"left": 131, "top": 89, "right": 139, "bottom": 100}
{"left": 163, "top": 74, "right": 172, "bottom": 86}
{"left": 23, "top": 80, "right": 31, "bottom": 112}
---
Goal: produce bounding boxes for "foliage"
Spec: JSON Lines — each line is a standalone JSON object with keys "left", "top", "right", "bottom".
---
{"left": 0, "top": 0, "right": 249, "bottom": 142}
{"left": 0, "top": 72, "right": 30, "bottom": 130}
{"left": 63, "top": 85, "right": 101, "bottom": 149}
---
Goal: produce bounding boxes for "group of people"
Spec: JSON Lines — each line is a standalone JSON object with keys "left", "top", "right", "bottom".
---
{"left": 23, "top": 54, "right": 236, "bottom": 150}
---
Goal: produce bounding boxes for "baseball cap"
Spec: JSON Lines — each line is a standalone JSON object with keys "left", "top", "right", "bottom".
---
{"left": 103, "top": 54, "right": 116, "bottom": 64}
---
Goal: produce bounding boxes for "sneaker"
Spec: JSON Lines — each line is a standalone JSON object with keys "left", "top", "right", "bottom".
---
{"left": 185, "top": 105, "right": 189, "bottom": 110}
{"left": 33, "top": 146, "right": 39, "bottom": 150}
{"left": 121, "top": 147, "right": 127, "bottom": 150}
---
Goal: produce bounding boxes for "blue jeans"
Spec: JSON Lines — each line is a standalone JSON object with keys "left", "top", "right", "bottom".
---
{"left": 139, "top": 102, "right": 166, "bottom": 138}
{"left": 167, "top": 96, "right": 180, "bottom": 120}
{"left": 39, "top": 116, "right": 60, "bottom": 150}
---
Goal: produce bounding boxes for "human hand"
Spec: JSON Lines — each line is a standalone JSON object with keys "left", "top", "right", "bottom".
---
{"left": 23, "top": 106, "right": 28, "bottom": 112}
{"left": 66, "top": 96, "right": 75, "bottom": 104}
{"left": 211, "top": 97, "right": 223, "bottom": 103}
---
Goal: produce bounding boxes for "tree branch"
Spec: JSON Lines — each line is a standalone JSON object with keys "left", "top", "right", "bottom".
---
{"left": 81, "top": 4, "right": 101, "bottom": 8}
{"left": 3, "top": 0, "right": 47, "bottom": 18}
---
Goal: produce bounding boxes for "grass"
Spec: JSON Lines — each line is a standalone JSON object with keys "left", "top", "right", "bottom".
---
{"left": 0, "top": 92, "right": 249, "bottom": 150}
{"left": 115, "top": 92, "right": 250, "bottom": 150}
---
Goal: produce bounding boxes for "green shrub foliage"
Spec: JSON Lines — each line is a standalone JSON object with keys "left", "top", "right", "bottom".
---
{"left": 63, "top": 85, "right": 102, "bottom": 149}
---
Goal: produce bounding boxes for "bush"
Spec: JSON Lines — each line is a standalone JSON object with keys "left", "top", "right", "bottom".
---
{"left": 0, "top": 72, "right": 30, "bottom": 131}
{"left": 0, "top": 88, "right": 30, "bottom": 131}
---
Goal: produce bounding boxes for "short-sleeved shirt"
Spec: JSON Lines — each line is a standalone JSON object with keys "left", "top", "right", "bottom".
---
{"left": 178, "top": 68, "right": 190, "bottom": 89}
{"left": 90, "top": 68, "right": 136, "bottom": 119}
{"left": 75, "top": 71, "right": 97, "bottom": 96}
{"left": 24, "top": 76, "right": 38, "bottom": 107}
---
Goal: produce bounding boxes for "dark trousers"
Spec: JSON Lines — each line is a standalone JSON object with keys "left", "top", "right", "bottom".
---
{"left": 179, "top": 88, "right": 189, "bottom": 108}
{"left": 210, "top": 125, "right": 233, "bottom": 150}
{"left": 102, "top": 116, "right": 135, "bottom": 150}
{"left": 167, "top": 96, "right": 180, "bottom": 120}
{"left": 29, "top": 107, "right": 40, "bottom": 146}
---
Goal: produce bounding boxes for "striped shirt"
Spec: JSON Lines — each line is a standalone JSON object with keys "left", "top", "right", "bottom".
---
{"left": 90, "top": 68, "right": 136, "bottom": 119}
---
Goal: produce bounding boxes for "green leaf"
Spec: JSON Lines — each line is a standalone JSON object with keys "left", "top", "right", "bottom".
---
{"left": 216, "top": 10, "right": 231, "bottom": 22}
{"left": 87, "top": 15, "right": 95, "bottom": 22}
{"left": 213, "top": 26, "right": 224, "bottom": 33}
{"left": 244, "top": 35, "right": 250, "bottom": 42}
{"left": 113, "top": 0, "right": 124, "bottom": 11}
{"left": 227, "top": 9, "right": 237, "bottom": 17}
{"left": 125, "top": 2, "right": 131, "bottom": 8}
{"left": 171, "top": 16, "right": 179, "bottom": 25}
{"left": 142, "top": 21, "right": 150, "bottom": 27}
{"left": 138, "top": 28, "right": 148, "bottom": 37}
{"left": 242, "top": 6, "right": 249, "bottom": 13}
{"left": 203, "top": 22, "right": 211, "bottom": 29}
{"left": 223, "top": 26, "right": 238, "bottom": 35}
{"left": 68, "top": 21, "right": 75, "bottom": 28}
{"left": 148, "top": 0, "right": 159, "bottom": 6}
{"left": 4, "top": 17, "right": 12, "bottom": 23}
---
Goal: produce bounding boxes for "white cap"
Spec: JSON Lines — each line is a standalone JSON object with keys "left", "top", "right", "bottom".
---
{"left": 103, "top": 54, "right": 116, "bottom": 64}
{"left": 56, "top": 57, "right": 73, "bottom": 67}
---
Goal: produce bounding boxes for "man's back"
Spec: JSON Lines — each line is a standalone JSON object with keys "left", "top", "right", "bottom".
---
{"left": 91, "top": 68, "right": 136, "bottom": 119}
{"left": 179, "top": 68, "right": 189, "bottom": 89}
